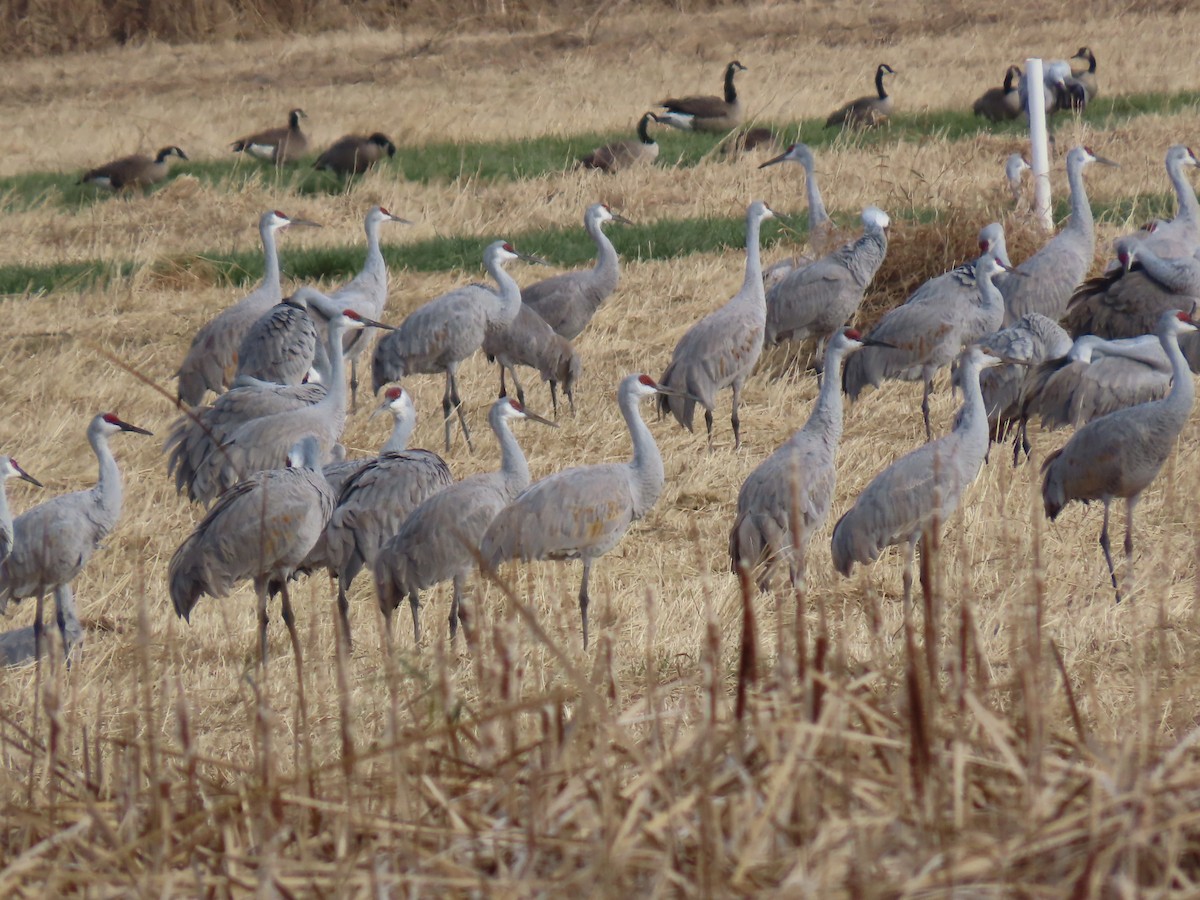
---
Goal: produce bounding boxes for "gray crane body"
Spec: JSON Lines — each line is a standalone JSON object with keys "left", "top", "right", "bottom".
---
{"left": 374, "top": 398, "right": 551, "bottom": 643}
{"left": 1042, "top": 311, "right": 1197, "bottom": 600}
{"left": 176, "top": 211, "right": 315, "bottom": 406}
{"left": 482, "top": 302, "right": 582, "bottom": 417}
{"left": 0, "top": 458, "right": 40, "bottom": 565}
{"left": 235, "top": 286, "right": 340, "bottom": 387}
{"left": 169, "top": 435, "right": 335, "bottom": 666}
{"left": 759, "top": 143, "right": 836, "bottom": 287}
{"left": 1122, "top": 146, "right": 1200, "bottom": 260}
{"left": 521, "top": 204, "right": 628, "bottom": 341}
{"left": 997, "top": 146, "right": 1115, "bottom": 325}
{"left": 764, "top": 206, "right": 889, "bottom": 354}
{"left": 658, "top": 200, "right": 775, "bottom": 450}
{"left": 0, "top": 414, "right": 151, "bottom": 660}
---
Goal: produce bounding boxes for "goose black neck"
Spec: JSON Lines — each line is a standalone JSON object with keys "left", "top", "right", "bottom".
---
{"left": 1003, "top": 68, "right": 1016, "bottom": 92}
{"left": 724, "top": 64, "right": 739, "bottom": 103}
{"left": 637, "top": 114, "right": 653, "bottom": 145}
{"left": 875, "top": 66, "right": 889, "bottom": 100}
{"left": 289, "top": 111, "right": 302, "bottom": 129}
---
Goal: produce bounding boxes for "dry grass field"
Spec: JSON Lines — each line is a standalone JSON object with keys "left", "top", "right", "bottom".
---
{"left": 3, "top": 1, "right": 1200, "bottom": 895}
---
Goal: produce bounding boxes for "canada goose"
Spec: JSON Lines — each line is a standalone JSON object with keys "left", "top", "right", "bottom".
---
{"left": 826, "top": 64, "right": 894, "bottom": 128}
{"left": 1069, "top": 47, "right": 1098, "bottom": 102}
{"left": 79, "top": 146, "right": 188, "bottom": 190}
{"left": 231, "top": 108, "right": 308, "bottom": 164}
{"left": 656, "top": 60, "right": 747, "bottom": 133}
{"left": 972, "top": 65, "right": 1023, "bottom": 122}
{"left": 578, "top": 112, "right": 659, "bottom": 172}
{"left": 314, "top": 132, "right": 396, "bottom": 176}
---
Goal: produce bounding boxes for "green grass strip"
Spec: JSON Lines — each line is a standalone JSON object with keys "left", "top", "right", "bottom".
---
{"left": 3, "top": 90, "right": 1199, "bottom": 214}
{"left": 0, "top": 188, "right": 1183, "bottom": 297}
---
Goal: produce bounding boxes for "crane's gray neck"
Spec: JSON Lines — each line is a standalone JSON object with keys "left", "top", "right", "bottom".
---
{"left": 317, "top": 322, "right": 350, "bottom": 425}
{"left": 589, "top": 216, "right": 620, "bottom": 287}
{"left": 801, "top": 344, "right": 847, "bottom": 447}
{"left": 0, "top": 480, "right": 12, "bottom": 558}
{"left": 487, "top": 258, "right": 522, "bottom": 323}
{"left": 1167, "top": 154, "right": 1200, "bottom": 228}
{"left": 953, "top": 360, "right": 992, "bottom": 462}
{"left": 88, "top": 425, "right": 123, "bottom": 527}
{"left": 1160, "top": 327, "right": 1196, "bottom": 418}
{"left": 622, "top": 392, "right": 665, "bottom": 518}
{"left": 1135, "top": 247, "right": 1200, "bottom": 293}
{"left": 380, "top": 410, "right": 415, "bottom": 453}
{"left": 724, "top": 65, "right": 739, "bottom": 103}
{"left": 801, "top": 157, "right": 830, "bottom": 231}
{"left": 739, "top": 212, "right": 767, "bottom": 300}
{"left": 492, "top": 413, "right": 531, "bottom": 499}
{"left": 1065, "top": 156, "right": 1095, "bottom": 236}
{"left": 838, "top": 226, "right": 888, "bottom": 286}
{"left": 359, "top": 215, "right": 389, "bottom": 285}
{"left": 977, "top": 267, "right": 1005, "bottom": 318}
{"left": 260, "top": 223, "right": 282, "bottom": 295}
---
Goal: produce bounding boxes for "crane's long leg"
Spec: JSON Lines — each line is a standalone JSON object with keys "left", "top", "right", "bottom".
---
{"left": 579, "top": 561, "right": 592, "bottom": 650}
{"left": 255, "top": 578, "right": 270, "bottom": 666}
{"left": 731, "top": 378, "right": 744, "bottom": 450}
{"left": 409, "top": 590, "right": 421, "bottom": 644}
{"left": 279, "top": 581, "right": 306, "bottom": 685}
{"left": 449, "top": 368, "right": 474, "bottom": 453}
{"left": 53, "top": 584, "right": 82, "bottom": 661}
{"left": 704, "top": 409, "right": 715, "bottom": 453}
{"left": 442, "top": 370, "right": 455, "bottom": 452}
{"left": 902, "top": 537, "right": 915, "bottom": 616}
{"left": 549, "top": 380, "right": 560, "bottom": 420}
{"left": 1098, "top": 498, "right": 1121, "bottom": 603}
{"left": 507, "top": 365, "right": 527, "bottom": 408}
{"left": 336, "top": 575, "right": 353, "bottom": 652}
{"left": 1124, "top": 494, "right": 1140, "bottom": 600}
{"left": 32, "top": 593, "right": 45, "bottom": 661}
{"left": 449, "top": 574, "right": 463, "bottom": 641}
{"left": 921, "top": 378, "right": 934, "bottom": 442}
{"left": 498, "top": 364, "right": 508, "bottom": 399}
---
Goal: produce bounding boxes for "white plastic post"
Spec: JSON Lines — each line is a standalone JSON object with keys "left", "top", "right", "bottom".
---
{"left": 1026, "top": 57, "right": 1054, "bottom": 232}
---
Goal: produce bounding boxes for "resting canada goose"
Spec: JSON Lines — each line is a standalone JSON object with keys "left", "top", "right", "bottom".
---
{"left": 1069, "top": 47, "right": 1098, "bottom": 102}
{"left": 79, "top": 146, "right": 188, "bottom": 190}
{"left": 656, "top": 60, "right": 747, "bottom": 133}
{"left": 826, "top": 64, "right": 895, "bottom": 128}
{"left": 314, "top": 132, "right": 396, "bottom": 176}
{"left": 973, "top": 65, "right": 1023, "bottom": 121}
{"left": 231, "top": 108, "right": 308, "bottom": 164}
{"left": 719, "top": 126, "right": 780, "bottom": 158}
{"left": 578, "top": 113, "right": 659, "bottom": 172}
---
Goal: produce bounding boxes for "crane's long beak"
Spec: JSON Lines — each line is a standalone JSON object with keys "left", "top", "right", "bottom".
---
{"left": 358, "top": 315, "right": 395, "bottom": 330}
{"left": 287, "top": 218, "right": 321, "bottom": 228}
{"left": 1094, "top": 156, "right": 1120, "bottom": 167}
{"left": 517, "top": 250, "right": 549, "bottom": 266}
{"left": 13, "top": 462, "right": 41, "bottom": 488}
{"left": 611, "top": 213, "right": 634, "bottom": 226}
{"left": 758, "top": 151, "right": 790, "bottom": 170}
{"left": 862, "top": 337, "right": 897, "bottom": 349}
{"left": 522, "top": 410, "right": 558, "bottom": 428}
{"left": 117, "top": 419, "right": 154, "bottom": 436}
{"left": 387, "top": 214, "right": 414, "bottom": 225}
{"left": 655, "top": 384, "right": 704, "bottom": 404}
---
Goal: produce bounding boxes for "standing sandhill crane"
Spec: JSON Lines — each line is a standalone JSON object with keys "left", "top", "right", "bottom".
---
{"left": 976, "top": 313, "right": 1072, "bottom": 462}
{"left": 1066, "top": 238, "right": 1200, "bottom": 339}
{"left": 826, "top": 64, "right": 895, "bottom": 128}
{"left": 659, "top": 200, "right": 775, "bottom": 450}
{"left": 1121, "top": 146, "right": 1200, "bottom": 260}
{"left": 997, "top": 145, "right": 1117, "bottom": 325}
{"left": 375, "top": 398, "right": 554, "bottom": 643}
{"left": 482, "top": 303, "right": 582, "bottom": 418}
{"left": 1042, "top": 310, "right": 1197, "bottom": 600}
{"left": 1005, "top": 153, "right": 1031, "bottom": 207}
{"left": 579, "top": 113, "right": 659, "bottom": 173}
{"left": 176, "top": 210, "right": 318, "bottom": 406}
{"left": 656, "top": 61, "right": 747, "bottom": 133}
{"left": 371, "top": 241, "right": 542, "bottom": 452}
{"left": 758, "top": 142, "right": 837, "bottom": 286}
{"left": 520, "top": 204, "right": 630, "bottom": 341}
{"left": 0, "top": 414, "right": 151, "bottom": 659}
{"left": 831, "top": 347, "right": 1003, "bottom": 606}
{"left": 80, "top": 146, "right": 188, "bottom": 191}
{"left": 231, "top": 108, "right": 308, "bottom": 164}
{"left": 314, "top": 133, "right": 396, "bottom": 176}
{"left": 170, "top": 436, "right": 335, "bottom": 668}
{"left": 730, "top": 329, "right": 881, "bottom": 592}
{"left": 200, "top": 310, "right": 384, "bottom": 503}
{"left": 764, "top": 206, "right": 889, "bottom": 363}
{"left": 329, "top": 206, "right": 411, "bottom": 408}
{"left": 843, "top": 245, "right": 1011, "bottom": 439}
{"left": 235, "top": 287, "right": 337, "bottom": 387}
{"left": 482, "top": 374, "right": 686, "bottom": 648}
{"left": 319, "top": 418, "right": 453, "bottom": 647}
{"left": 972, "top": 65, "right": 1023, "bottom": 122}
{"left": 315, "top": 385, "right": 425, "bottom": 499}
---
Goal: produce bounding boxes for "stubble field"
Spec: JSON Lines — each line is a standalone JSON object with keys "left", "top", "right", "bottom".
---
{"left": 3, "top": 1, "right": 1200, "bottom": 895}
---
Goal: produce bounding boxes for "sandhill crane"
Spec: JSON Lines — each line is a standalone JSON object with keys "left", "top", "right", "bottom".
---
{"left": 1005, "top": 153, "right": 1031, "bottom": 207}
{"left": 520, "top": 204, "right": 630, "bottom": 341}
{"left": 315, "top": 385, "right": 424, "bottom": 499}
{"left": 842, "top": 238, "right": 1011, "bottom": 439}
{"left": 170, "top": 436, "right": 335, "bottom": 668}
{"left": 0, "top": 456, "right": 39, "bottom": 568}
{"left": 831, "top": 347, "right": 1002, "bottom": 608}
{"left": 0, "top": 414, "right": 151, "bottom": 659}
{"left": 1042, "top": 310, "right": 1197, "bottom": 600}
{"left": 826, "top": 64, "right": 895, "bottom": 128}
{"left": 314, "top": 133, "right": 396, "bottom": 176}
{"left": 764, "top": 206, "right": 889, "bottom": 366}
{"left": 319, "top": 416, "right": 453, "bottom": 647}
{"left": 579, "top": 113, "right": 658, "bottom": 173}
{"left": 973, "top": 66, "right": 1022, "bottom": 122}
{"left": 176, "top": 210, "right": 318, "bottom": 406}
{"left": 329, "top": 206, "right": 411, "bottom": 408}
{"left": 656, "top": 61, "right": 746, "bottom": 133}
{"left": 1067, "top": 237, "right": 1200, "bottom": 339}
{"left": 80, "top": 146, "right": 188, "bottom": 190}
{"left": 997, "top": 146, "right": 1117, "bottom": 325}
{"left": 658, "top": 200, "right": 775, "bottom": 450}
{"left": 976, "top": 313, "right": 1072, "bottom": 462}
{"left": 375, "top": 398, "right": 553, "bottom": 643}
{"left": 482, "top": 303, "right": 582, "bottom": 418}
{"left": 371, "top": 240, "right": 541, "bottom": 452}
{"left": 758, "top": 142, "right": 837, "bottom": 287}
{"left": 200, "top": 310, "right": 381, "bottom": 502}
{"left": 235, "top": 287, "right": 337, "bottom": 387}
{"left": 730, "top": 329, "right": 881, "bottom": 592}
{"left": 231, "top": 108, "right": 308, "bottom": 164}
{"left": 482, "top": 374, "right": 686, "bottom": 648}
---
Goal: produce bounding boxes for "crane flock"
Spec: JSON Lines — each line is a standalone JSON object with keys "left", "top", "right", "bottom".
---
{"left": 9, "top": 45, "right": 1200, "bottom": 672}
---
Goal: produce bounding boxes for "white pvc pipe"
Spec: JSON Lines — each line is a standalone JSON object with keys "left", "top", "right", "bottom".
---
{"left": 1026, "top": 57, "right": 1054, "bottom": 232}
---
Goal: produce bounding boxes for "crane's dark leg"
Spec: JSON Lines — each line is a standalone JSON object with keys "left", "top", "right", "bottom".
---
{"left": 565, "top": 382, "right": 576, "bottom": 417}
{"left": 1124, "top": 495, "right": 1140, "bottom": 600}
{"left": 579, "top": 561, "right": 592, "bottom": 649}
{"left": 53, "top": 584, "right": 81, "bottom": 661}
{"left": 442, "top": 371, "right": 455, "bottom": 452}
{"left": 498, "top": 364, "right": 508, "bottom": 399}
{"left": 409, "top": 590, "right": 421, "bottom": 644}
{"left": 336, "top": 576, "right": 353, "bottom": 652}
{"left": 507, "top": 365, "right": 526, "bottom": 408}
{"left": 922, "top": 379, "right": 934, "bottom": 442}
{"left": 449, "top": 575, "right": 462, "bottom": 641}
{"left": 255, "top": 579, "right": 270, "bottom": 666}
{"left": 279, "top": 581, "right": 305, "bottom": 679}
{"left": 1099, "top": 499, "right": 1121, "bottom": 602}
{"left": 731, "top": 380, "right": 744, "bottom": 450}
{"left": 902, "top": 538, "right": 915, "bottom": 615}
{"left": 32, "top": 593, "right": 45, "bottom": 661}
{"left": 549, "top": 381, "right": 560, "bottom": 420}
{"left": 350, "top": 358, "right": 360, "bottom": 414}
{"left": 704, "top": 409, "right": 715, "bottom": 453}
{"left": 449, "top": 369, "right": 474, "bottom": 453}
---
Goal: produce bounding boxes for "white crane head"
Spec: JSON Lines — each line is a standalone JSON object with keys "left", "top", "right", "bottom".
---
{"left": 978, "top": 222, "right": 1013, "bottom": 269}
{"left": 370, "top": 206, "right": 413, "bottom": 227}
{"left": 589, "top": 203, "right": 634, "bottom": 228}
{"left": 961, "top": 345, "right": 1005, "bottom": 374}
{"left": 485, "top": 240, "right": 546, "bottom": 269}
{"left": 495, "top": 396, "right": 557, "bottom": 427}
{"left": 1073, "top": 145, "right": 1119, "bottom": 169}
{"left": 1113, "top": 236, "right": 1138, "bottom": 270}
{"left": 1167, "top": 144, "right": 1199, "bottom": 171}
{"left": 758, "top": 142, "right": 815, "bottom": 171}
{"left": 1161, "top": 309, "right": 1199, "bottom": 337}
{"left": 0, "top": 457, "right": 41, "bottom": 487}
{"left": 628, "top": 372, "right": 702, "bottom": 404}
{"left": 747, "top": 200, "right": 776, "bottom": 225}
{"left": 94, "top": 413, "right": 153, "bottom": 438}
{"left": 862, "top": 206, "right": 890, "bottom": 230}
{"left": 334, "top": 308, "right": 393, "bottom": 335}
{"left": 286, "top": 435, "right": 322, "bottom": 469}
{"left": 1005, "top": 153, "right": 1030, "bottom": 182}
{"left": 975, "top": 250, "right": 1010, "bottom": 282}
{"left": 372, "top": 385, "right": 416, "bottom": 424}
{"left": 263, "top": 209, "right": 320, "bottom": 232}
